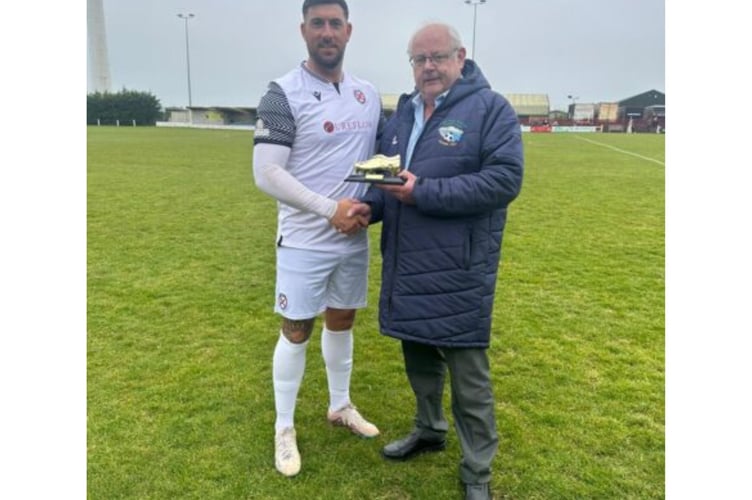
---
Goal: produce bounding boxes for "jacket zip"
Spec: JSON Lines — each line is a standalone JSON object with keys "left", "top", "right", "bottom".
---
{"left": 386, "top": 98, "right": 444, "bottom": 324}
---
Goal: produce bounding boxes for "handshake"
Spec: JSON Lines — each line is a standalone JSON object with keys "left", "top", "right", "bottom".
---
{"left": 329, "top": 168, "right": 418, "bottom": 235}
{"left": 330, "top": 198, "right": 372, "bottom": 235}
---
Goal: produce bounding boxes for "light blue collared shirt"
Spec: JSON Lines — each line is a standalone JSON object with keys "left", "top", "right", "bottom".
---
{"left": 404, "top": 91, "right": 449, "bottom": 169}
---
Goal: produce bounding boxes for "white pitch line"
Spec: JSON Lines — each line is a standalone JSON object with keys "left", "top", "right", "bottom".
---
{"left": 573, "top": 136, "right": 665, "bottom": 166}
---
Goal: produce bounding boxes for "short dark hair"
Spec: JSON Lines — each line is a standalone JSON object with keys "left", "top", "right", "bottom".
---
{"left": 302, "top": 0, "right": 349, "bottom": 19}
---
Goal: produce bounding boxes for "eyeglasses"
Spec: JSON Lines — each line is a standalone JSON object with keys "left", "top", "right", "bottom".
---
{"left": 409, "top": 49, "right": 457, "bottom": 68}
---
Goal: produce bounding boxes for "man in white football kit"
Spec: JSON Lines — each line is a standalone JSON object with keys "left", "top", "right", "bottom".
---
{"left": 252, "top": 0, "right": 382, "bottom": 477}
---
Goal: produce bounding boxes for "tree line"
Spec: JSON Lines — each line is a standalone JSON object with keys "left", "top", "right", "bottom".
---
{"left": 87, "top": 89, "right": 163, "bottom": 126}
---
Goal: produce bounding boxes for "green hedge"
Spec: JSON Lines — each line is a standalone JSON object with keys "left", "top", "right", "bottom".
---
{"left": 87, "top": 89, "right": 163, "bottom": 126}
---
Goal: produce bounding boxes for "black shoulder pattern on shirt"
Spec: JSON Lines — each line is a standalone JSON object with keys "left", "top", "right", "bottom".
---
{"left": 253, "top": 82, "right": 296, "bottom": 147}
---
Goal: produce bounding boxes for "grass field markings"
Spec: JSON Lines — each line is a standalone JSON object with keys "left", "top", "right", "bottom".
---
{"left": 572, "top": 136, "right": 665, "bottom": 166}
{"left": 88, "top": 128, "right": 664, "bottom": 499}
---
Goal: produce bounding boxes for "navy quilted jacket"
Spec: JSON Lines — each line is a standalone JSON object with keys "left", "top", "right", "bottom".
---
{"left": 363, "top": 60, "right": 524, "bottom": 348}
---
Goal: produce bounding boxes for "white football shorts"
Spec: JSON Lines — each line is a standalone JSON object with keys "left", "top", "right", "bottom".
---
{"left": 274, "top": 246, "right": 369, "bottom": 319}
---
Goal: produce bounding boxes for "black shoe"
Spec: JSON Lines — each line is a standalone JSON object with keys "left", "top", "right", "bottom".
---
{"left": 465, "top": 482, "right": 491, "bottom": 500}
{"left": 381, "top": 431, "right": 446, "bottom": 461}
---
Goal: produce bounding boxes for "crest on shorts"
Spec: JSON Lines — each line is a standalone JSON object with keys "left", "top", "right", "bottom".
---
{"left": 353, "top": 89, "right": 366, "bottom": 104}
{"left": 278, "top": 293, "right": 288, "bottom": 310}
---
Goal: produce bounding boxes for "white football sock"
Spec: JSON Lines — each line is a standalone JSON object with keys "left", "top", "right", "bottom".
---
{"left": 273, "top": 332, "right": 309, "bottom": 433}
{"left": 321, "top": 326, "right": 353, "bottom": 412}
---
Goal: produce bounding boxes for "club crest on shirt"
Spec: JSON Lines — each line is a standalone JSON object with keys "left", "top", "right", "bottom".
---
{"left": 438, "top": 120, "right": 466, "bottom": 146}
{"left": 313, "top": 91, "right": 322, "bottom": 101}
{"left": 353, "top": 89, "right": 366, "bottom": 104}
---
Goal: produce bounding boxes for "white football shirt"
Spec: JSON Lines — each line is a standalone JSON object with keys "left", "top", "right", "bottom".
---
{"left": 254, "top": 63, "right": 381, "bottom": 252}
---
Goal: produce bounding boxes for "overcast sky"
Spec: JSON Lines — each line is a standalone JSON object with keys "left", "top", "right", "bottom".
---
{"left": 91, "top": 0, "right": 664, "bottom": 111}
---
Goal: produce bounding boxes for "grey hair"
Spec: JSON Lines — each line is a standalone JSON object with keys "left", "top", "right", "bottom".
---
{"left": 407, "top": 22, "right": 464, "bottom": 55}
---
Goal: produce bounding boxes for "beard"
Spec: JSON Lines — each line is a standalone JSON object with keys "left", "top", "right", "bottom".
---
{"left": 308, "top": 43, "right": 345, "bottom": 70}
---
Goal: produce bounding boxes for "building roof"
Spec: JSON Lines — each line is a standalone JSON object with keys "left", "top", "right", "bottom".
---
{"left": 504, "top": 93, "right": 550, "bottom": 116}
{"left": 618, "top": 89, "right": 665, "bottom": 108}
{"left": 380, "top": 93, "right": 554, "bottom": 116}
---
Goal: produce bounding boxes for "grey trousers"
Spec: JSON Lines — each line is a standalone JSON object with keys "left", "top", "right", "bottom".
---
{"left": 401, "top": 340, "right": 499, "bottom": 485}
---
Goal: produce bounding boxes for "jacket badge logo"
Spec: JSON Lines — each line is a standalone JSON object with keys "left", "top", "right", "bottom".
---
{"left": 391, "top": 135, "right": 398, "bottom": 145}
{"left": 313, "top": 91, "right": 321, "bottom": 101}
{"left": 353, "top": 89, "right": 366, "bottom": 104}
{"left": 438, "top": 120, "right": 466, "bottom": 146}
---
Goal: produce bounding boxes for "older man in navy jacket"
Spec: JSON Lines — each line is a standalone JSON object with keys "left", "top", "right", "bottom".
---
{"left": 350, "top": 22, "right": 523, "bottom": 500}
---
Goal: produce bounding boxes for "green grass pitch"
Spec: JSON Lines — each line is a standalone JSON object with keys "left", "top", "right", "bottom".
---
{"left": 87, "top": 127, "right": 664, "bottom": 499}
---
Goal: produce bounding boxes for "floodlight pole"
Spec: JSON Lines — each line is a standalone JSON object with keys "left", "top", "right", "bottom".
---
{"left": 464, "top": 0, "right": 487, "bottom": 60}
{"left": 178, "top": 13, "right": 195, "bottom": 108}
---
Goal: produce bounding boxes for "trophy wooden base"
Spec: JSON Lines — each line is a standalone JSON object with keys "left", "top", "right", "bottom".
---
{"left": 345, "top": 175, "right": 406, "bottom": 185}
